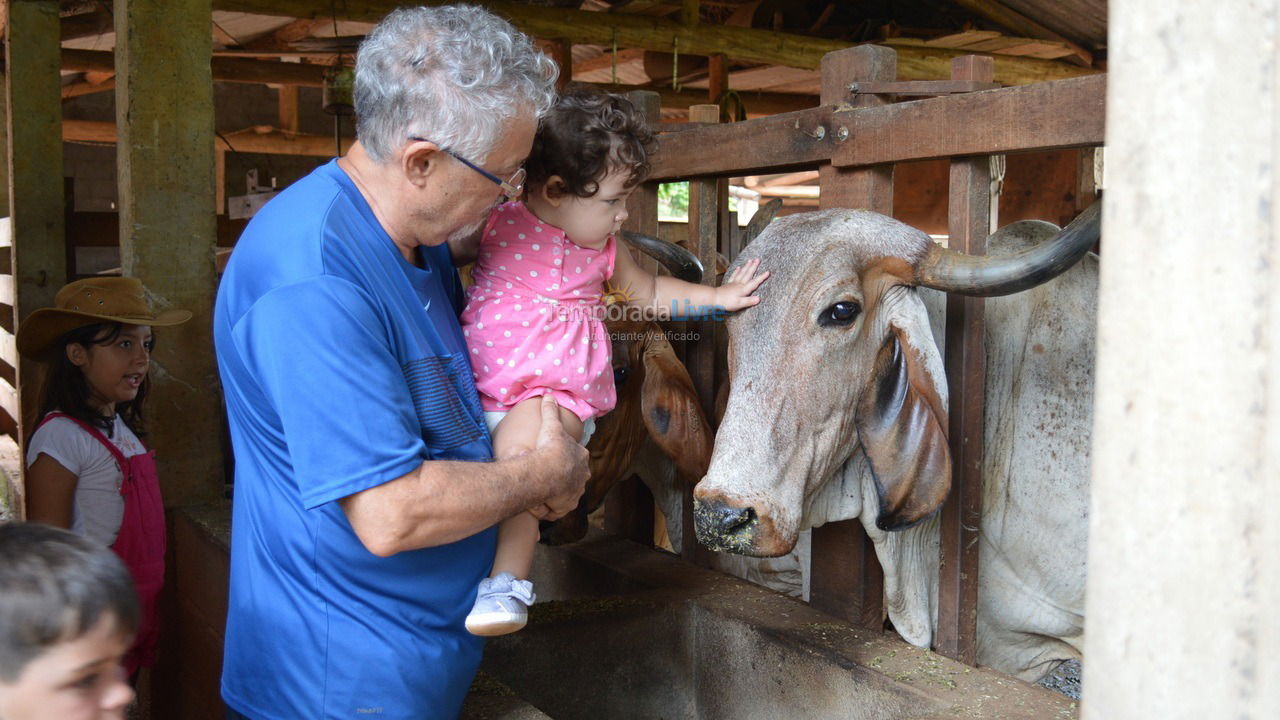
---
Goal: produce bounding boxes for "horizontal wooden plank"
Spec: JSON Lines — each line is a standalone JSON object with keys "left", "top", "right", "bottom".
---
{"left": 62, "top": 49, "right": 329, "bottom": 87}
{"left": 0, "top": 218, "right": 9, "bottom": 248}
{"left": 650, "top": 74, "right": 1105, "bottom": 179}
{"left": 64, "top": 120, "right": 353, "bottom": 157}
{"left": 0, "top": 374, "right": 16, "bottom": 428}
{"left": 834, "top": 73, "right": 1105, "bottom": 167}
{"left": 649, "top": 105, "right": 848, "bottom": 180}
{"left": 0, "top": 328, "right": 15, "bottom": 369}
{"left": 0, "top": 281, "right": 12, "bottom": 308}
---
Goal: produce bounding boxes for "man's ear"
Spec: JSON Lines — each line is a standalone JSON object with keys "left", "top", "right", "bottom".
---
{"left": 402, "top": 140, "right": 443, "bottom": 188}
{"left": 66, "top": 343, "right": 88, "bottom": 367}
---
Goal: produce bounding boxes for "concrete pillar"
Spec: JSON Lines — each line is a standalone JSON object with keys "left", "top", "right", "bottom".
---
{"left": 1083, "top": 1, "right": 1280, "bottom": 717}
{"left": 115, "top": 0, "right": 224, "bottom": 507}
{"left": 6, "top": 0, "right": 67, "bottom": 497}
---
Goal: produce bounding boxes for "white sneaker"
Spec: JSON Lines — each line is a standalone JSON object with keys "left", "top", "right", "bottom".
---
{"left": 465, "top": 572, "right": 536, "bottom": 637}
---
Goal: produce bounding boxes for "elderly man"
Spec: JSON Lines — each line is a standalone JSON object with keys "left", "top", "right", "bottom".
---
{"left": 213, "top": 7, "right": 588, "bottom": 719}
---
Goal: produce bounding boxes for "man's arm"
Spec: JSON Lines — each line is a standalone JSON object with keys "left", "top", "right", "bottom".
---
{"left": 341, "top": 395, "right": 589, "bottom": 556}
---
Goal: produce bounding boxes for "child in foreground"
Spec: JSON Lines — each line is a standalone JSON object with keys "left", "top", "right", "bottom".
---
{"left": 0, "top": 522, "right": 138, "bottom": 720}
{"left": 459, "top": 86, "right": 768, "bottom": 635}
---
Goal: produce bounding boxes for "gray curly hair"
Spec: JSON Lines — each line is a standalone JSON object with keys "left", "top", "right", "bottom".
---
{"left": 354, "top": 5, "right": 559, "bottom": 165}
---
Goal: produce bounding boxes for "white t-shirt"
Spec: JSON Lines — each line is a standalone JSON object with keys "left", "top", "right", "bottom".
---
{"left": 26, "top": 414, "right": 147, "bottom": 546}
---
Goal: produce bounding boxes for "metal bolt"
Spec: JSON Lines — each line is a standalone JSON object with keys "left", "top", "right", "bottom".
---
{"left": 812, "top": 125, "right": 826, "bottom": 140}
{"left": 837, "top": 126, "right": 849, "bottom": 142}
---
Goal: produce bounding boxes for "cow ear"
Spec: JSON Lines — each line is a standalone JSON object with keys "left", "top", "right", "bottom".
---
{"left": 640, "top": 335, "right": 714, "bottom": 481}
{"left": 855, "top": 324, "right": 951, "bottom": 531}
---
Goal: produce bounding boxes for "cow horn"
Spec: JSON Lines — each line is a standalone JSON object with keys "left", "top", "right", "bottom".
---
{"left": 619, "top": 230, "right": 704, "bottom": 283}
{"left": 741, "top": 198, "right": 783, "bottom": 247}
{"left": 913, "top": 201, "right": 1100, "bottom": 297}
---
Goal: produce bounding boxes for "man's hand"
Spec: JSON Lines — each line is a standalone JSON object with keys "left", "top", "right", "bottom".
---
{"left": 527, "top": 394, "right": 590, "bottom": 521}
{"left": 713, "top": 257, "right": 769, "bottom": 311}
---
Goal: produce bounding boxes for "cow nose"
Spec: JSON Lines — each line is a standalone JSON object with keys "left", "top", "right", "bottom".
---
{"left": 693, "top": 497, "right": 758, "bottom": 553}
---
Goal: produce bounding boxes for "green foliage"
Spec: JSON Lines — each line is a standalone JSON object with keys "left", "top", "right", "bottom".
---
{"left": 658, "top": 181, "right": 738, "bottom": 222}
{"left": 658, "top": 182, "right": 688, "bottom": 221}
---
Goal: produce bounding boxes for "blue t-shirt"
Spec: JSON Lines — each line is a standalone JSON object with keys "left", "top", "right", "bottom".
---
{"left": 214, "top": 159, "right": 495, "bottom": 720}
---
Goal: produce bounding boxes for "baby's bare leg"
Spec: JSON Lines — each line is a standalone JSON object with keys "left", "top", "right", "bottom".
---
{"left": 490, "top": 397, "right": 585, "bottom": 579}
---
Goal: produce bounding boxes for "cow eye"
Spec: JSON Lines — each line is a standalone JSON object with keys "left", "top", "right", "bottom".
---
{"left": 818, "top": 301, "right": 861, "bottom": 327}
{"left": 613, "top": 366, "right": 631, "bottom": 386}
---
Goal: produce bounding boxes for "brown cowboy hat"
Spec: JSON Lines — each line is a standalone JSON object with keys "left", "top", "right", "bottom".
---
{"left": 16, "top": 277, "right": 192, "bottom": 360}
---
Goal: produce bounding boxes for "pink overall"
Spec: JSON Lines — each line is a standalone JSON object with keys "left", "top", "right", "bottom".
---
{"left": 38, "top": 413, "right": 166, "bottom": 677}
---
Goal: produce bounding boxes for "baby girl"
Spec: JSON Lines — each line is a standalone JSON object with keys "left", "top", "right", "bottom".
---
{"left": 459, "top": 86, "right": 767, "bottom": 635}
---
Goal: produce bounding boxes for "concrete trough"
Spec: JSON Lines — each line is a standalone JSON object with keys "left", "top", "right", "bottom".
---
{"left": 481, "top": 537, "right": 1076, "bottom": 719}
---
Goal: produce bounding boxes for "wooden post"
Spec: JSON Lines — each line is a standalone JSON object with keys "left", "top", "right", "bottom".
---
{"left": 115, "top": 0, "right": 224, "bottom": 509}
{"left": 546, "top": 39, "right": 573, "bottom": 92}
{"left": 7, "top": 0, "right": 68, "bottom": 510}
{"left": 277, "top": 85, "right": 300, "bottom": 136}
{"left": 808, "top": 45, "right": 896, "bottom": 629}
{"left": 681, "top": 102, "right": 721, "bottom": 566}
{"left": 708, "top": 53, "right": 728, "bottom": 106}
{"left": 601, "top": 90, "right": 661, "bottom": 546}
{"left": 935, "top": 54, "right": 993, "bottom": 666}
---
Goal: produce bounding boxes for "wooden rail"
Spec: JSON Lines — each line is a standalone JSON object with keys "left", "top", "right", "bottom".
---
{"left": 645, "top": 46, "right": 1104, "bottom": 667}
{"left": 648, "top": 72, "right": 1105, "bottom": 180}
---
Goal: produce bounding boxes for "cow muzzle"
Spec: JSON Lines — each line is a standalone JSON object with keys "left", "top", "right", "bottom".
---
{"left": 692, "top": 488, "right": 796, "bottom": 557}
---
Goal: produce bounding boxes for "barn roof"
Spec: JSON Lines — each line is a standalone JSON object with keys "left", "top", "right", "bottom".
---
{"left": 53, "top": 0, "right": 1105, "bottom": 119}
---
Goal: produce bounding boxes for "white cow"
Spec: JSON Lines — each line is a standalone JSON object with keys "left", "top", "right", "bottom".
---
{"left": 693, "top": 206, "right": 1098, "bottom": 681}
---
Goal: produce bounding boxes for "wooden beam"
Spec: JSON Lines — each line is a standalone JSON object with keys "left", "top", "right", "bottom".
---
{"left": 935, "top": 53, "right": 991, "bottom": 667}
{"left": 7, "top": 0, "right": 68, "bottom": 459}
{"left": 884, "top": 40, "right": 1094, "bottom": 84}
{"left": 62, "top": 48, "right": 327, "bottom": 86}
{"left": 588, "top": 82, "right": 815, "bottom": 116}
{"left": 277, "top": 85, "right": 298, "bottom": 135}
{"left": 60, "top": 5, "right": 111, "bottom": 41}
{"left": 238, "top": 17, "right": 326, "bottom": 52}
{"left": 944, "top": 0, "right": 1092, "bottom": 66}
{"left": 706, "top": 53, "right": 727, "bottom": 105}
{"left": 603, "top": 89, "right": 660, "bottom": 548}
{"left": 572, "top": 47, "right": 645, "bottom": 75}
{"left": 834, "top": 73, "right": 1105, "bottom": 167}
{"left": 680, "top": 0, "right": 697, "bottom": 27}
{"left": 650, "top": 72, "right": 1105, "bottom": 180}
{"left": 650, "top": 105, "right": 844, "bottom": 180}
{"left": 61, "top": 76, "right": 115, "bottom": 98}
{"left": 807, "top": 44, "right": 895, "bottom": 631}
{"left": 63, "top": 119, "right": 354, "bottom": 157}
{"left": 211, "top": 0, "right": 1094, "bottom": 84}
{"left": 681, "top": 102, "right": 720, "bottom": 570}
{"left": 543, "top": 38, "right": 572, "bottom": 91}
{"left": 115, "top": 0, "right": 224, "bottom": 507}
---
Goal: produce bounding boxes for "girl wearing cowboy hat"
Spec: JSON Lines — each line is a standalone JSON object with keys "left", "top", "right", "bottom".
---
{"left": 16, "top": 277, "right": 190, "bottom": 681}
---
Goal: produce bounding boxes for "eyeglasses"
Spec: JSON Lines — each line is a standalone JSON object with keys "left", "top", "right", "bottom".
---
{"left": 408, "top": 136, "right": 525, "bottom": 200}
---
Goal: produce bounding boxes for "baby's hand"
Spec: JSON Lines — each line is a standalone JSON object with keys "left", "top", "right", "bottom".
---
{"left": 713, "top": 258, "right": 770, "bottom": 311}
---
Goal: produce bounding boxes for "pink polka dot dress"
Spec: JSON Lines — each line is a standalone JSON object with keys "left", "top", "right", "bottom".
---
{"left": 461, "top": 201, "right": 617, "bottom": 422}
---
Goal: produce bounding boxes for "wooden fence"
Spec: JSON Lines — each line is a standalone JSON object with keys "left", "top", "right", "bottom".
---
{"left": 614, "top": 45, "right": 1105, "bottom": 666}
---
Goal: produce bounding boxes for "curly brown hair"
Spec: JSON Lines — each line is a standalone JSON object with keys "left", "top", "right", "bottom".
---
{"left": 524, "top": 84, "right": 657, "bottom": 199}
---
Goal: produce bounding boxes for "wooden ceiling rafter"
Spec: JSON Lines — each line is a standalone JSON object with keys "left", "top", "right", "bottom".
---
{"left": 209, "top": 0, "right": 1097, "bottom": 86}
{"left": 62, "top": 48, "right": 328, "bottom": 87}
{"left": 944, "top": 0, "right": 1093, "bottom": 65}
{"left": 60, "top": 6, "right": 112, "bottom": 42}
